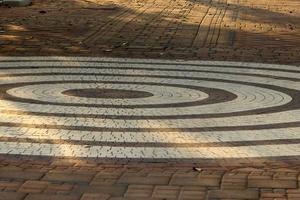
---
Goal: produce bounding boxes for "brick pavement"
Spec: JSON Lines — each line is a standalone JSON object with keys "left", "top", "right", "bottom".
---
{"left": 1, "top": 0, "right": 300, "bottom": 199}
{"left": 0, "top": 157, "right": 300, "bottom": 200}
{"left": 0, "top": 0, "right": 300, "bottom": 64}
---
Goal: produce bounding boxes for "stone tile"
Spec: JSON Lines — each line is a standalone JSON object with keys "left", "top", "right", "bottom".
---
{"left": 24, "top": 194, "right": 81, "bottom": 200}
{"left": 248, "top": 179, "right": 297, "bottom": 189}
{"left": 42, "top": 173, "right": 93, "bottom": 184}
{"left": 72, "top": 185, "right": 127, "bottom": 197}
{"left": 118, "top": 174, "right": 170, "bottom": 185}
{"left": 152, "top": 186, "right": 180, "bottom": 199}
{"left": 0, "top": 192, "right": 26, "bottom": 200}
{"left": 125, "top": 185, "right": 154, "bottom": 198}
{"left": 18, "top": 180, "right": 49, "bottom": 193}
{"left": 0, "top": 168, "right": 44, "bottom": 180}
{"left": 207, "top": 189, "right": 259, "bottom": 199}
{"left": 80, "top": 193, "right": 110, "bottom": 200}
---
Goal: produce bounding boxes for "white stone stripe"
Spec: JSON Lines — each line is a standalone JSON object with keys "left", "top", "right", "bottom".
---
{"left": 0, "top": 141, "right": 300, "bottom": 158}
{"left": 1, "top": 126, "right": 300, "bottom": 143}
{"left": 0, "top": 68, "right": 300, "bottom": 85}
{"left": 0, "top": 109, "right": 299, "bottom": 128}
{"left": 0, "top": 57, "right": 298, "bottom": 70}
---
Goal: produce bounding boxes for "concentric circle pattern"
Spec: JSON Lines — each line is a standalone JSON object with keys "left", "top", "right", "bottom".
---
{"left": 0, "top": 57, "right": 300, "bottom": 161}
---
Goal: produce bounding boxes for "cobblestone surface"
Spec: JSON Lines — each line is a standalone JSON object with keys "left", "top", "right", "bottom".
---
{"left": 1, "top": 0, "right": 300, "bottom": 198}
{"left": 0, "top": 57, "right": 300, "bottom": 160}
{"left": 0, "top": 0, "right": 300, "bottom": 64}
{"left": 0, "top": 57, "right": 299, "bottom": 198}
{"left": 0, "top": 158, "right": 300, "bottom": 200}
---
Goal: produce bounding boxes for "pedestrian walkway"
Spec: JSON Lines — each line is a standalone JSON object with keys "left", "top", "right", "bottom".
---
{"left": 1, "top": 158, "right": 300, "bottom": 200}
{"left": 1, "top": 0, "right": 300, "bottom": 199}
{"left": 0, "top": 0, "right": 300, "bottom": 64}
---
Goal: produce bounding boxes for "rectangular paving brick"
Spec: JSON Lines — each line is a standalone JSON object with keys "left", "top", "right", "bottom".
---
{"left": 24, "top": 194, "right": 81, "bottom": 200}
{"left": 248, "top": 179, "right": 297, "bottom": 189}
{"left": 80, "top": 193, "right": 110, "bottom": 200}
{"left": 90, "top": 178, "right": 117, "bottom": 186}
{"left": 94, "top": 172, "right": 123, "bottom": 179}
{"left": 45, "top": 183, "right": 74, "bottom": 193}
{"left": 42, "top": 173, "right": 93, "bottom": 184}
{"left": 118, "top": 174, "right": 170, "bottom": 185}
{"left": 178, "top": 188, "right": 206, "bottom": 200}
{"left": 0, "top": 169, "right": 44, "bottom": 180}
{"left": 125, "top": 185, "right": 154, "bottom": 198}
{"left": 221, "top": 172, "right": 248, "bottom": 190}
{"left": 207, "top": 189, "right": 259, "bottom": 199}
{"left": 152, "top": 186, "right": 180, "bottom": 199}
{"left": 288, "top": 193, "right": 300, "bottom": 199}
{"left": 73, "top": 185, "right": 127, "bottom": 197}
{"left": 261, "top": 192, "right": 287, "bottom": 198}
{"left": 109, "top": 198, "right": 164, "bottom": 200}
{"left": 0, "top": 192, "right": 26, "bottom": 200}
{"left": 0, "top": 181, "right": 22, "bottom": 191}
{"left": 18, "top": 180, "right": 49, "bottom": 193}
{"left": 170, "top": 173, "right": 221, "bottom": 187}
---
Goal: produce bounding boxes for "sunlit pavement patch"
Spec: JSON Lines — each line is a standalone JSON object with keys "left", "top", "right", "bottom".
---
{"left": 0, "top": 57, "right": 299, "bottom": 160}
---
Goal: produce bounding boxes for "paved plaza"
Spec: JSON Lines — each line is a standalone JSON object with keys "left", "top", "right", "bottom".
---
{"left": 0, "top": 57, "right": 299, "bottom": 199}
{"left": 1, "top": 0, "right": 300, "bottom": 199}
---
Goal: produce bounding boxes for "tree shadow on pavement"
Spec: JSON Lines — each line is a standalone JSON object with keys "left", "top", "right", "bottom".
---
{"left": 0, "top": 0, "right": 299, "bottom": 64}
{"left": 0, "top": 0, "right": 300, "bottom": 64}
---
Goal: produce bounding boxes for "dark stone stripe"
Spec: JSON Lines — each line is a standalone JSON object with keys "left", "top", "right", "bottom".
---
{"left": 0, "top": 121, "right": 299, "bottom": 132}
{"left": 1, "top": 136, "right": 300, "bottom": 147}
{"left": 62, "top": 88, "right": 154, "bottom": 99}
{"left": 1, "top": 60, "right": 300, "bottom": 74}
{"left": 0, "top": 81, "right": 235, "bottom": 108}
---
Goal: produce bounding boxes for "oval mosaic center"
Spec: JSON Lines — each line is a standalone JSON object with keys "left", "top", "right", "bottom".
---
{"left": 62, "top": 88, "right": 154, "bottom": 99}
